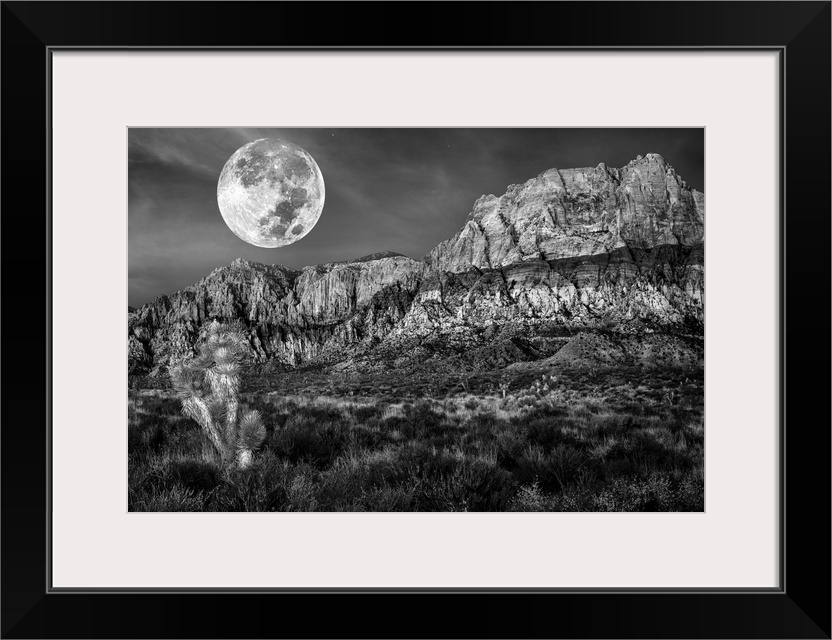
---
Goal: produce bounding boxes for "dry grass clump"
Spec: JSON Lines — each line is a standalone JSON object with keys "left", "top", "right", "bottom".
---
{"left": 129, "top": 365, "right": 703, "bottom": 512}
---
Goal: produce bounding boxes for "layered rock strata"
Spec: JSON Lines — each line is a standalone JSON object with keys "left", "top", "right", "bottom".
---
{"left": 129, "top": 154, "right": 703, "bottom": 373}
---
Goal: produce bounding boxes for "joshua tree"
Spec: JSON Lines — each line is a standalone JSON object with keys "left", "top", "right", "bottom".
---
{"left": 170, "top": 320, "right": 266, "bottom": 468}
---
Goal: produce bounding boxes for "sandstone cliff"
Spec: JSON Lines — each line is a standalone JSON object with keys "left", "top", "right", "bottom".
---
{"left": 128, "top": 154, "right": 703, "bottom": 374}
{"left": 426, "top": 154, "right": 703, "bottom": 271}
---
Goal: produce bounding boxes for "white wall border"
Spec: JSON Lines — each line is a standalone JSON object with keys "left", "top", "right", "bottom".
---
{"left": 51, "top": 51, "right": 779, "bottom": 588}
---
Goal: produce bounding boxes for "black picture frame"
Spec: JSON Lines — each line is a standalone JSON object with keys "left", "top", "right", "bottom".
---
{"left": 2, "top": 2, "right": 829, "bottom": 638}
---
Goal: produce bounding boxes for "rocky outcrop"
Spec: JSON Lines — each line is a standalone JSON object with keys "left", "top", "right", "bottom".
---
{"left": 524, "top": 330, "right": 703, "bottom": 369}
{"left": 293, "top": 254, "right": 425, "bottom": 323}
{"left": 426, "top": 154, "right": 703, "bottom": 271}
{"left": 129, "top": 254, "right": 424, "bottom": 369}
{"left": 129, "top": 154, "right": 704, "bottom": 373}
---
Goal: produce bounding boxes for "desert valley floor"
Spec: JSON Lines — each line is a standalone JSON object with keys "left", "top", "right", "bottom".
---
{"left": 129, "top": 350, "right": 704, "bottom": 512}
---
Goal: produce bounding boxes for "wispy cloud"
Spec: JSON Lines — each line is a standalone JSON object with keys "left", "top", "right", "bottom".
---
{"left": 129, "top": 128, "right": 241, "bottom": 177}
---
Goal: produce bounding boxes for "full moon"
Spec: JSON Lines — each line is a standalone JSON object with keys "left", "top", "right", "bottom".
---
{"left": 217, "top": 138, "right": 325, "bottom": 248}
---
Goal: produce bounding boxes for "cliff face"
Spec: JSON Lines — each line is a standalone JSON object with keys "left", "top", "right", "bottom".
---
{"left": 129, "top": 154, "right": 703, "bottom": 373}
{"left": 426, "top": 153, "right": 702, "bottom": 270}
{"left": 128, "top": 255, "right": 424, "bottom": 371}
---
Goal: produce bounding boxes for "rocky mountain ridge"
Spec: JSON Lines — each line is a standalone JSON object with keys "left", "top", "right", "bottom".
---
{"left": 129, "top": 154, "right": 704, "bottom": 374}
{"left": 426, "top": 153, "right": 703, "bottom": 272}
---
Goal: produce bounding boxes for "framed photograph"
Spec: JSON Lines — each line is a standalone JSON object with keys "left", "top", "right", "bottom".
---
{"left": 3, "top": 1, "right": 829, "bottom": 638}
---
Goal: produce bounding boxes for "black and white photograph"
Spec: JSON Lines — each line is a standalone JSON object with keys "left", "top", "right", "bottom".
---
{"left": 4, "top": 0, "right": 824, "bottom": 633}
{"left": 128, "top": 127, "right": 705, "bottom": 512}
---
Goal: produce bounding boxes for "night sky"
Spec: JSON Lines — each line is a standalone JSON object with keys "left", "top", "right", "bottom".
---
{"left": 129, "top": 128, "right": 703, "bottom": 308}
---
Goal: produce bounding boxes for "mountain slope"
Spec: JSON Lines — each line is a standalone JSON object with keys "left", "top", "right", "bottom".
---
{"left": 129, "top": 154, "right": 703, "bottom": 374}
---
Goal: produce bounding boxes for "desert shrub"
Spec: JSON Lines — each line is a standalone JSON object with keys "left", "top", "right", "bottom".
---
{"left": 316, "top": 474, "right": 363, "bottom": 510}
{"left": 129, "top": 365, "right": 704, "bottom": 512}
{"left": 399, "top": 400, "right": 446, "bottom": 439}
{"left": 589, "top": 475, "right": 676, "bottom": 512}
{"left": 365, "top": 462, "right": 403, "bottom": 489}
{"left": 452, "top": 460, "right": 517, "bottom": 511}
{"left": 520, "top": 416, "right": 577, "bottom": 449}
{"left": 468, "top": 414, "right": 500, "bottom": 443}
{"left": 494, "top": 429, "right": 528, "bottom": 471}
{"left": 395, "top": 442, "right": 457, "bottom": 483}
{"left": 672, "top": 474, "right": 705, "bottom": 511}
{"left": 513, "top": 444, "right": 554, "bottom": 488}
{"left": 352, "top": 405, "right": 381, "bottom": 422}
{"left": 284, "top": 474, "right": 319, "bottom": 512}
{"left": 506, "top": 373, "right": 567, "bottom": 411}
{"left": 361, "top": 483, "right": 416, "bottom": 511}
{"left": 270, "top": 419, "right": 347, "bottom": 468}
{"left": 165, "top": 459, "right": 222, "bottom": 492}
{"left": 131, "top": 485, "right": 204, "bottom": 512}
{"left": 137, "top": 420, "right": 168, "bottom": 453}
{"left": 510, "top": 442, "right": 587, "bottom": 493}
{"left": 550, "top": 445, "right": 587, "bottom": 489}
{"left": 210, "top": 453, "right": 301, "bottom": 512}
{"left": 510, "top": 481, "right": 550, "bottom": 512}
{"left": 381, "top": 415, "right": 410, "bottom": 434}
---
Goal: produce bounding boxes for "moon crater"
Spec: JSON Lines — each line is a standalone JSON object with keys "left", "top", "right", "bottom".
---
{"left": 217, "top": 138, "right": 325, "bottom": 248}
